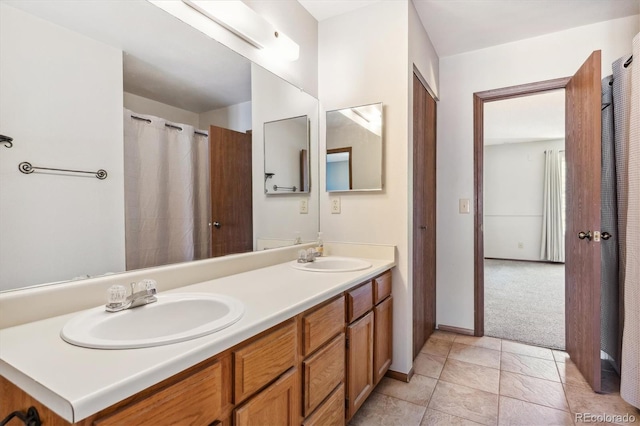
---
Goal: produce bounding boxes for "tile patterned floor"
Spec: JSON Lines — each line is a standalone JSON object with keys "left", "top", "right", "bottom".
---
{"left": 349, "top": 331, "right": 640, "bottom": 426}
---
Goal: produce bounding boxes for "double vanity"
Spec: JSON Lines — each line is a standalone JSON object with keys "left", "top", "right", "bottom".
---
{"left": 0, "top": 244, "right": 395, "bottom": 425}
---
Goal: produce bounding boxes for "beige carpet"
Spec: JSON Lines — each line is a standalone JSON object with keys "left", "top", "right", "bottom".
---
{"left": 484, "top": 259, "right": 565, "bottom": 350}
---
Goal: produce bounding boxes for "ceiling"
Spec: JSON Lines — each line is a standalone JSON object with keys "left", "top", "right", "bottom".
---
{"left": 300, "top": 0, "right": 640, "bottom": 57}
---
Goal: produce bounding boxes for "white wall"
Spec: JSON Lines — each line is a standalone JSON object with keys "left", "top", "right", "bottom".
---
{"left": 252, "top": 64, "right": 319, "bottom": 244}
{"left": 319, "top": 1, "right": 439, "bottom": 375}
{"left": 0, "top": 4, "right": 125, "bottom": 291}
{"left": 484, "top": 139, "right": 565, "bottom": 261}
{"left": 199, "top": 102, "right": 252, "bottom": 134}
{"left": 409, "top": 0, "right": 440, "bottom": 99}
{"left": 124, "top": 92, "right": 200, "bottom": 128}
{"left": 437, "top": 15, "right": 639, "bottom": 330}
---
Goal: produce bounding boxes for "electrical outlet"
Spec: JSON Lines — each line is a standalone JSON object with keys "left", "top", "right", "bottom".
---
{"left": 299, "top": 199, "right": 308, "bottom": 214}
{"left": 518, "top": 242, "right": 524, "bottom": 249}
{"left": 331, "top": 197, "right": 341, "bottom": 214}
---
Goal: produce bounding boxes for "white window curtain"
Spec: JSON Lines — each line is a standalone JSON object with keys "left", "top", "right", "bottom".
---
{"left": 540, "top": 149, "right": 565, "bottom": 262}
{"left": 123, "top": 109, "right": 210, "bottom": 271}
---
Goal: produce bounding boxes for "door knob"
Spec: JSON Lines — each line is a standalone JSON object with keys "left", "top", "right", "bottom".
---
{"left": 419, "top": 226, "right": 426, "bottom": 230}
{"left": 601, "top": 232, "right": 611, "bottom": 240}
{"left": 213, "top": 221, "right": 221, "bottom": 229}
{"left": 578, "top": 231, "right": 592, "bottom": 241}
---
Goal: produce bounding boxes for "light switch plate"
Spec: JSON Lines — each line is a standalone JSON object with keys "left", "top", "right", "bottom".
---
{"left": 300, "top": 199, "right": 308, "bottom": 214}
{"left": 459, "top": 198, "right": 470, "bottom": 214}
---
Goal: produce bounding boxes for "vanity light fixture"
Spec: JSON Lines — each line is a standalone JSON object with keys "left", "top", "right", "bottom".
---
{"left": 180, "top": 0, "right": 300, "bottom": 61}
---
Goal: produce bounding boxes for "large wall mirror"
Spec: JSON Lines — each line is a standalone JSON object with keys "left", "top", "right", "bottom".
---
{"left": 0, "top": 0, "right": 319, "bottom": 292}
{"left": 326, "top": 102, "right": 383, "bottom": 192}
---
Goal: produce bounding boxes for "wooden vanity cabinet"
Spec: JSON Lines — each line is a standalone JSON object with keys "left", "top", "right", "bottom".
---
{"left": 1, "top": 269, "right": 393, "bottom": 426}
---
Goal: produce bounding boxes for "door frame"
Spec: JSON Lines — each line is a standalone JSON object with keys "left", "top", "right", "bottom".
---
{"left": 473, "top": 77, "right": 570, "bottom": 336}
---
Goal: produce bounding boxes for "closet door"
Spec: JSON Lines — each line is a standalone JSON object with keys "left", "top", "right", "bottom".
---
{"left": 412, "top": 73, "right": 437, "bottom": 358}
{"left": 565, "top": 50, "right": 602, "bottom": 392}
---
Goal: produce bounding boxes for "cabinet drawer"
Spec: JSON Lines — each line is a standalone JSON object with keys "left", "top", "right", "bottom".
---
{"left": 234, "top": 368, "right": 299, "bottom": 426}
{"left": 303, "top": 383, "right": 345, "bottom": 426}
{"left": 303, "top": 296, "right": 345, "bottom": 356}
{"left": 346, "top": 281, "right": 373, "bottom": 323}
{"left": 373, "top": 270, "right": 392, "bottom": 304}
{"left": 234, "top": 320, "right": 297, "bottom": 403}
{"left": 94, "top": 360, "right": 223, "bottom": 426}
{"left": 303, "top": 333, "right": 345, "bottom": 416}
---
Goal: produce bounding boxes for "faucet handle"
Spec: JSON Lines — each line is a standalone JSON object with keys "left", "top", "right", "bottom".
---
{"left": 107, "top": 285, "right": 127, "bottom": 305}
{"left": 139, "top": 279, "right": 157, "bottom": 294}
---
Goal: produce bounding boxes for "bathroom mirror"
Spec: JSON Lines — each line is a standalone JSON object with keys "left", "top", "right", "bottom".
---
{"left": 326, "top": 102, "right": 383, "bottom": 192}
{"left": 264, "top": 116, "right": 310, "bottom": 194}
{"left": 0, "top": 1, "right": 319, "bottom": 292}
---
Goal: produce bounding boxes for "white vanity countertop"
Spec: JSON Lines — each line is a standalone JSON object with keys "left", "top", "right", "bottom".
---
{"left": 0, "top": 256, "right": 395, "bottom": 423}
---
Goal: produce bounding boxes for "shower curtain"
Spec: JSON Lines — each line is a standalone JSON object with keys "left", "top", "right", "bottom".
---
{"left": 540, "top": 149, "right": 565, "bottom": 262}
{"left": 124, "top": 109, "right": 210, "bottom": 271}
{"left": 601, "top": 74, "right": 621, "bottom": 372}
{"left": 620, "top": 33, "right": 639, "bottom": 409}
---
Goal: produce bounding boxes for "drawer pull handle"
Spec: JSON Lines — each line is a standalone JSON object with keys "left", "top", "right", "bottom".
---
{"left": 0, "top": 407, "right": 41, "bottom": 426}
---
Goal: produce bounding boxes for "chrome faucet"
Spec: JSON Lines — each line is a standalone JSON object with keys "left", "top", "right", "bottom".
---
{"left": 105, "top": 279, "right": 158, "bottom": 312}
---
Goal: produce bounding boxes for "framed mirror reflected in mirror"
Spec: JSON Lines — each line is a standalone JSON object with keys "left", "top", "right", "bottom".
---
{"left": 326, "top": 102, "right": 383, "bottom": 192}
{"left": 264, "top": 115, "right": 310, "bottom": 194}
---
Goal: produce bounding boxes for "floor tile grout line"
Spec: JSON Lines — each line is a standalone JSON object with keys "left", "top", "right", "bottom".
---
{"left": 500, "top": 349, "right": 556, "bottom": 361}
{"left": 425, "top": 406, "right": 487, "bottom": 425}
{"left": 500, "top": 394, "right": 575, "bottom": 415}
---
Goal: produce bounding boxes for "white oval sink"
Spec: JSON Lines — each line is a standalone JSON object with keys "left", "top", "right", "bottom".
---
{"left": 61, "top": 293, "right": 244, "bottom": 349}
{"left": 291, "top": 256, "right": 372, "bottom": 272}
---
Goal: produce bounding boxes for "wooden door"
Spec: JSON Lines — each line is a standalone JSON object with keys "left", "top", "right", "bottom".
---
{"left": 565, "top": 50, "right": 602, "bottom": 392}
{"left": 346, "top": 311, "right": 374, "bottom": 421}
{"left": 209, "top": 125, "right": 253, "bottom": 257}
{"left": 412, "top": 73, "right": 437, "bottom": 358}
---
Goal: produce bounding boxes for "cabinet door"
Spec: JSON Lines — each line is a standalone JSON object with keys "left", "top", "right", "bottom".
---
{"left": 234, "top": 368, "right": 299, "bottom": 426}
{"left": 374, "top": 296, "right": 393, "bottom": 385}
{"left": 346, "top": 311, "right": 373, "bottom": 421}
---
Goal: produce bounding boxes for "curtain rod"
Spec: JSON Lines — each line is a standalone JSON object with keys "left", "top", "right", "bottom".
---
{"left": 130, "top": 114, "right": 208, "bottom": 137}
